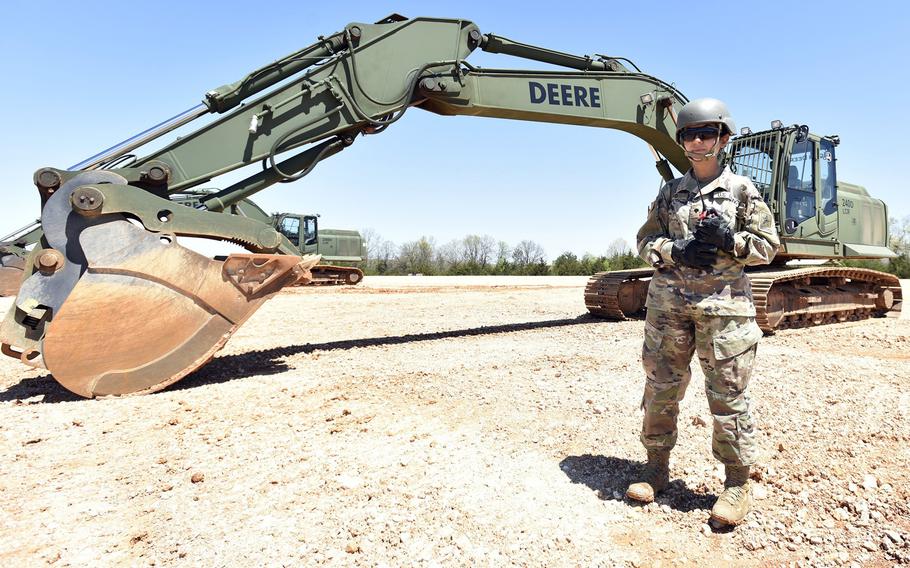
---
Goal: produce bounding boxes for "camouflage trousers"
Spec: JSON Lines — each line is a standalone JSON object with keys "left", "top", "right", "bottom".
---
{"left": 640, "top": 308, "right": 764, "bottom": 466}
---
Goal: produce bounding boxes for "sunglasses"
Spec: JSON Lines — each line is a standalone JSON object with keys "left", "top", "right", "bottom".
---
{"left": 680, "top": 126, "right": 721, "bottom": 142}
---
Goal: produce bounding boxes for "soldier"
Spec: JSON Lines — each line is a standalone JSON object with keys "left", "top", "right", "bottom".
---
{"left": 625, "top": 98, "right": 780, "bottom": 526}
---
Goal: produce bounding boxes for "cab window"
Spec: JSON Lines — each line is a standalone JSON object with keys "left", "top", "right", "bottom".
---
{"left": 819, "top": 139, "right": 837, "bottom": 215}
{"left": 729, "top": 142, "right": 774, "bottom": 197}
{"left": 278, "top": 217, "right": 300, "bottom": 246}
{"left": 785, "top": 139, "right": 815, "bottom": 224}
{"left": 303, "top": 217, "right": 317, "bottom": 246}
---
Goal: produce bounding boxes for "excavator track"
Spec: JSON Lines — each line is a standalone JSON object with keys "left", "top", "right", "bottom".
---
{"left": 584, "top": 267, "right": 654, "bottom": 320}
{"left": 748, "top": 266, "right": 900, "bottom": 332}
{"left": 585, "top": 265, "right": 901, "bottom": 333}
{"left": 307, "top": 264, "right": 363, "bottom": 286}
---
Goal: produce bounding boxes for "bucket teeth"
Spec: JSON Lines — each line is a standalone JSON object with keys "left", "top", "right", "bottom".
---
{"left": 223, "top": 253, "right": 321, "bottom": 295}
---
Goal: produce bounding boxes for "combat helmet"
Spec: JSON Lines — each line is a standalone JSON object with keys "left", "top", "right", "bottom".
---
{"left": 676, "top": 98, "right": 736, "bottom": 143}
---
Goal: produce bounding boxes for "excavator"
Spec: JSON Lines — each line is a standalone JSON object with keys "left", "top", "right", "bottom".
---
{"left": 276, "top": 213, "right": 364, "bottom": 285}
{"left": 168, "top": 192, "right": 366, "bottom": 286}
{"left": 0, "top": 14, "right": 899, "bottom": 398}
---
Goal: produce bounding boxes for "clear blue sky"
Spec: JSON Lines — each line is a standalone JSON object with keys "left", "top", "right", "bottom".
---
{"left": 2, "top": 1, "right": 908, "bottom": 259}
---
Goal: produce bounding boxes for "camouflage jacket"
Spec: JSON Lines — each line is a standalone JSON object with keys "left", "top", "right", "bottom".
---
{"left": 636, "top": 166, "right": 780, "bottom": 316}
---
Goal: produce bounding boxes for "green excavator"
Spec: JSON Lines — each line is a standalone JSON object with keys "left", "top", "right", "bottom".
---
{"left": 1, "top": 14, "right": 899, "bottom": 397}
{"left": 167, "top": 192, "right": 366, "bottom": 286}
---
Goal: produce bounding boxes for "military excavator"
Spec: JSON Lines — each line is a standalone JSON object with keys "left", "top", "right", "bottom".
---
{"left": 0, "top": 14, "right": 899, "bottom": 398}
{"left": 169, "top": 192, "right": 366, "bottom": 286}
{"left": 274, "top": 213, "right": 364, "bottom": 285}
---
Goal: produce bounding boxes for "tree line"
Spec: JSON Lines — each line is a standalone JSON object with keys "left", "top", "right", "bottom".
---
{"left": 362, "top": 215, "right": 910, "bottom": 278}
{"left": 359, "top": 230, "right": 646, "bottom": 276}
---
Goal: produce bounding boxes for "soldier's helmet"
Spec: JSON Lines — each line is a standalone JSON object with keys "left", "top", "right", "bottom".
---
{"left": 676, "top": 98, "right": 736, "bottom": 143}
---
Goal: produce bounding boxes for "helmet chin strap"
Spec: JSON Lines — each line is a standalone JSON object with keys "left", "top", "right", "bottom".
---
{"left": 685, "top": 136, "right": 722, "bottom": 162}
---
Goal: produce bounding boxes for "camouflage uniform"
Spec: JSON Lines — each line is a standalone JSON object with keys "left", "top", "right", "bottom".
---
{"left": 636, "top": 166, "right": 780, "bottom": 466}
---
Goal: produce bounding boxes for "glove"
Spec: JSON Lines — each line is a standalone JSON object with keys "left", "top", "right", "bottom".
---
{"left": 671, "top": 238, "right": 718, "bottom": 269}
{"left": 694, "top": 214, "right": 735, "bottom": 253}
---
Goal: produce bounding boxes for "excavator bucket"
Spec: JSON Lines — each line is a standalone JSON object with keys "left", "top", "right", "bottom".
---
{"left": 0, "top": 254, "right": 26, "bottom": 297}
{"left": 44, "top": 228, "right": 311, "bottom": 397}
{"left": 0, "top": 172, "right": 316, "bottom": 398}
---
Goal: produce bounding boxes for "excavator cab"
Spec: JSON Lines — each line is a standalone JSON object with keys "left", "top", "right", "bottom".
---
{"left": 303, "top": 216, "right": 318, "bottom": 248}
{"left": 274, "top": 214, "right": 318, "bottom": 252}
{"left": 729, "top": 126, "right": 836, "bottom": 257}
{"left": 729, "top": 125, "right": 892, "bottom": 260}
{"left": 780, "top": 132, "right": 839, "bottom": 244}
{"left": 276, "top": 215, "right": 301, "bottom": 247}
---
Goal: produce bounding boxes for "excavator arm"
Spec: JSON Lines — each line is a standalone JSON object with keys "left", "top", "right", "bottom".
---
{"left": 415, "top": 65, "right": 686, "bottom": 177}
{"left": 417, "top": 32, "right": 688, "bottom": 178}
{"left": 0, "top": 15, "right": 689, "bottom": 397}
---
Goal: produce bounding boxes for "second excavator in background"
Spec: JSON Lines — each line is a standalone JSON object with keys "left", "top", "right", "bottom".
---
{"left": 0, "top": 14, "right": 900, "bottom": 397}
{"left": 172, "top": 192, "right": 366, "bottom": 286}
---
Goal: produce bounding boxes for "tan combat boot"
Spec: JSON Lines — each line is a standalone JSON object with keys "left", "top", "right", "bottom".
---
{"left": 710, "top": 465, "right": 752, "bottom": 526}
{"left": 626, "top": 449, "right": 670, "bottom": 503}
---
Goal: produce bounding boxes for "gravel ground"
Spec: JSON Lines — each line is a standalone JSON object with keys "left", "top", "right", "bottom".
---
{"left": 1, "top": 276, "right": 908, "bottom": 567}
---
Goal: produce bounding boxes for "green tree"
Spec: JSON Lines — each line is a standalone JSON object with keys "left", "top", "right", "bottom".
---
{"left": 580, "top": 253, "right": 609, "bottom": 274}
{"left": 614, "top": 250, "right": 647, "bottom": 270}
{"left": 889, "top": 215, "right": 910, "bottom": 278}
{"left": 551, "top": 252, "right": 581, "bottom": 275}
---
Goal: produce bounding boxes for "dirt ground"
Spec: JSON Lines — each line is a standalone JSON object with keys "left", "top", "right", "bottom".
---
{"left": 1, "top": 276, "right": 908, "bottom": 567}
